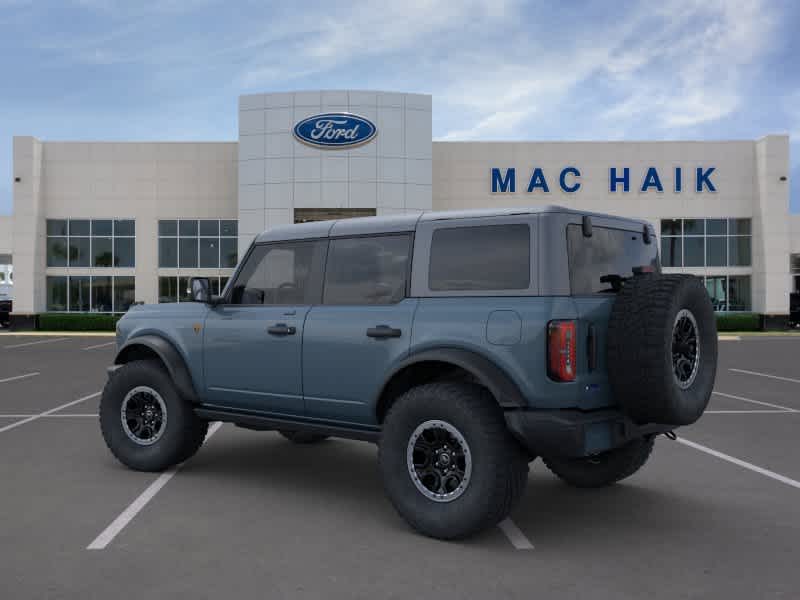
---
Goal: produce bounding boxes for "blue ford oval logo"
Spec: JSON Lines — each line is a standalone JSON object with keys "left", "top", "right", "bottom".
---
{"left": 293, "top": 113, "right": 377, "bottom": 149}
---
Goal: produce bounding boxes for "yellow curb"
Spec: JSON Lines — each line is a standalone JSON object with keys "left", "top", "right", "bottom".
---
{"left": 0, "top": 331, "right": 116, "bottom": 337}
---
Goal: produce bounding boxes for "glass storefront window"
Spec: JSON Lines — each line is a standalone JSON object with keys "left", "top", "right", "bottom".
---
{"left": 683, "top": 238, "right": 704, "bottom": 267}
{"left": 158, "top": 276, "right": 230, "bottom": 303}
{"left": 69, "top": 276, "right": 91, "bottom": 312}
{"left": 46, "top": 276, "right": 67, "bottom": 311}
{"left": 729, "top": 236, "right": 751, "bottom": 266}
{"left": 159, "top": 219, "right": 238, "bottom": 269}
{"left": 706, "top": 237, "right": 727, "bottom": 267}
{"left": 659, "top": 218, "right": 751, "bottom": 267}
{"left": 704, "top": 275, "right": 751, "bottom": 312}
{"left": 92, "top": 276, "right": 113, "bottom": 312}
{"left": 727, "top": 275, "right": 751, "bottom": 312}
{"left": 114, "top": 277, "right": 136, "bottom": 312}
{"left": 46, "top": 218, "right": 135, "bottom": 268}
{"left": 46, "top": 276, "right": 133, "bottom": 313}
{"left": 47, "top": 238, "right": 68, "bottom": 267}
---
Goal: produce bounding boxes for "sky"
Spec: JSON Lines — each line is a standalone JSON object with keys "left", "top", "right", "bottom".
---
{"left": 0, "top": 0, "right": 798, "bottom": 215}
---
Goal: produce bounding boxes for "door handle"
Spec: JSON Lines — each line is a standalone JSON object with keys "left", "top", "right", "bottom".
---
{"left": 366, "top": 325, "right": 402, "bottom": 339}
{"left": 267, "top": 323, "right": 296, "bottom": 336}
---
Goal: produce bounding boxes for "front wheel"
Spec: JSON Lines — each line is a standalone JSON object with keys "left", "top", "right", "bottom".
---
{"left": 543, "top": 437, "right": 655, "bottom": 488}
{"left": 100, "top": 360, "right": 209, "bottom": 472}
{"left": 379, "top": 382, "right": 528, "bottom": 540}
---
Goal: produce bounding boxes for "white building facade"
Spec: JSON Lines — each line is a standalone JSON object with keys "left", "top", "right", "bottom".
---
{"left": 2, "top": 89, "right": 797, "bottom": 329}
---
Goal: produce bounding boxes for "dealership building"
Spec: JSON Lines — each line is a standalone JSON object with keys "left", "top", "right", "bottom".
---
{"left": 0, "top": 89, "right": 798, "bottom": 328}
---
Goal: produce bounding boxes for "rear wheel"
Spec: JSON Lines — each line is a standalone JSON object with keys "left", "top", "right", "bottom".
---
{"left": 278, "top": 430, "right": 329, "bottom": 444}
{"left": 543, "top": 437, "right": 655, "bottom": 488}
{"left": 100, "top": 360, "right": 208, "bottom": 472}
{"left": 379, "top": 382, "right": 528, "bottom": 540}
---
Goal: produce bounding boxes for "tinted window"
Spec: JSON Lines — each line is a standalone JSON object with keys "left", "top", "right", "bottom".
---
{"left": 567, "top": 225, "right": 659, "bottom": 294}
{"left": 230, "top": 241, "right": 325, "bottom": 305}
{"left": 660, "top": 237, "right": 681, "bottom": 267}
{"left": 683, "top": 237, "right": 704, "bottom": 267}
{"left": 324, "top": 235, "right": 410, "bottom": 305}
{"left": 429, "top": 225, "right": 529, "bottom": 292}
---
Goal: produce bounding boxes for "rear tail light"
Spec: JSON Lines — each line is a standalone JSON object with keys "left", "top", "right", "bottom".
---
{"left": 548, "top": 320, "right": 577, "bottom": 382}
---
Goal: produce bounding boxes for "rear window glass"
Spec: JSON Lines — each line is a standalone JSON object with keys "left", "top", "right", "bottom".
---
{"left": 567, "top": 224, "right": 659, "bottom": 294}
{"left": 429, "top": 224, "right": 530, "bottom": 291}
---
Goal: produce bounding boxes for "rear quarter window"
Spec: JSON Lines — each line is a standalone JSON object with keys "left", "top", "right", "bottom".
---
{"left": 567, "top": 224, "right": 659, "bottom": 294}
{"left": 429, "top": 224, "right": 530, "bottom": 291}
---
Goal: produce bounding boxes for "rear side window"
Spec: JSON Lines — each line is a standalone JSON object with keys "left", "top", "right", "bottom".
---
{"left": 323, "top": 234, "right": 411, "bottom": 305}
{"left": 567, "top": 224, "right": 659, "bottom": 294}
{"left": 429, "top": 225, "right": 530, "bottom": 291}
{"left": 229, "top": 241, "right": 326, "bottom": 305}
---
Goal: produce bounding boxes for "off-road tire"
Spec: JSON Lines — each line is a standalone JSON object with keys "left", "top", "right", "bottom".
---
{"left": 100, "top": 359, "right": 208, "bottom": 472}
{"left": 607, "top": 273, "right": 717, "bottom": 425}
{"left": 543, "top": 437, "right": 655, "bottom": 488}
{"left": 278, "top": 430, "right": 329, "bottom": 444}
{"left": 379, "top": 382, "right": 528, "bottom": 540}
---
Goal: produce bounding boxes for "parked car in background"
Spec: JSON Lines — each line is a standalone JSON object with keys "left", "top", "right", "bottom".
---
{"left": 0, "top": 265, "right": 12, "bottom": 328}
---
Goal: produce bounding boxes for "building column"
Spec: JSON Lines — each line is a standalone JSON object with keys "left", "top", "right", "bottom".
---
{"left": 753, "top": 135, "right": 791, "bottom": 325}
{"left": 10, "top": 137, "right": 45, "bottom": 328}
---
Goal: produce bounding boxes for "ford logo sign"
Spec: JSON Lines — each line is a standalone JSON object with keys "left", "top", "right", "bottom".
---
{"left": 293, "top": 113, "right": 377, "bottom": 149}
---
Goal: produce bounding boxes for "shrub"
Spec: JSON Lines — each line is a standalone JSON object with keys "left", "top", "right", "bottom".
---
{"left": 38, "top": 313, "right": 121, "bottom": 331}
{"left": 715, "top": 313, "right": 760, "bottom": 332}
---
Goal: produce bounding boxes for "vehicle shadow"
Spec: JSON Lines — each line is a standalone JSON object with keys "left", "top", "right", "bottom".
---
{"left": 176, "top": 429, "right": 709, "bottom": 546}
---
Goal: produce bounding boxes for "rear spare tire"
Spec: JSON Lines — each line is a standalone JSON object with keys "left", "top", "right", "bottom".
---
{"left": 607, "top": 274, "right": 717, "bottom": 425}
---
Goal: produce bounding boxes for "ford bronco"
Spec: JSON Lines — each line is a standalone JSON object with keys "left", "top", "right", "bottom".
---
{"left": 101, "top": 206, "right": 717, "bottom": 539}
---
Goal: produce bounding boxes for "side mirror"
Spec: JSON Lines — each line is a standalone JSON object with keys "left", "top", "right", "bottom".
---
{"left": 190, "top": 277, "right": 212, "bottom": 303}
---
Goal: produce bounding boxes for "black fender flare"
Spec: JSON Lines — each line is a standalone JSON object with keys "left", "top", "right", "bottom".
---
{"left": 377, "top": 347, "right": 527, "bottom": 411}
{"left": 114, "top": 335, "right": 199, "bottom": 403}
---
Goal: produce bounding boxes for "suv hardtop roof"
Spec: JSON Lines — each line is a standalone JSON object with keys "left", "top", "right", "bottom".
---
{"left": 254, "top": 205, "right": 650, "bottom": 243}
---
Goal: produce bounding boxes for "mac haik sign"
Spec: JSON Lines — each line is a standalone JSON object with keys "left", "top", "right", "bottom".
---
{"left": 490, "top": 167, "right": 717, "bottom": 194}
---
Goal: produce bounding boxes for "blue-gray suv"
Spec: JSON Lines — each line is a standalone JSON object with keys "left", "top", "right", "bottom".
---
{"left": 101, "top": 206, "right": 717, "bottom": 539}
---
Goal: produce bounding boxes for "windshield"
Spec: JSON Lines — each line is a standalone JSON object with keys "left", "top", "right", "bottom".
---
{"left": 567, "top": 224, "right": 660, "bottom": 294}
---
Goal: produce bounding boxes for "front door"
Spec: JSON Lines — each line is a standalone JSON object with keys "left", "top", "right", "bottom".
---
{"left": 203, "top": 240, "right": 327, "bottom": 415}
{"left": 302, "top": 233, "right": 415, "bottom": 426}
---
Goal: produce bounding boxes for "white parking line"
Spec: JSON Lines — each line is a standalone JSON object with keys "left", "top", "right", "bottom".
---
{"left": 498, "top": 518, "right": 534, "bottom": 550}
{"left": 0, "top": 391, "right": 101, "bottom": 433}
{"left": 0, "top": 372, "right": 39, "bottom": 384}
{"left": 87, "top": 421, "right": 223, "bottom": 550}
{"left": 713, "top": 391, "right": 797, "bottom": 412}
{"left": 730, "top": 368, "right": 800, "bottom": 385}
{"left": 677, "top": 437, "right": 800, "bottom": 490}
{"left": 705, "top": 409, "right": 798, "bottom": 414}
{"left": 3, "top": 337, "right": 69, "bottom": 349}
{"left": 0, "top": 413, "right": 98, "bottom": 418}
{"left": 83, "top": 341, "right": 115, "bottom": 351}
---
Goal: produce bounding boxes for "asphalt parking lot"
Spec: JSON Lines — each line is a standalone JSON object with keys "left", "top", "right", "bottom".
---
{"left": 1, "top": 333, "right": 799, "bottom": 599}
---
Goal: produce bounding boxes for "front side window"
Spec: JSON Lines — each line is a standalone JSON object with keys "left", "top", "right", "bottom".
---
{"left": 324, "top": 235, "right": 410, "bottom": 305}
{"left": 429, "top": 225, "right": 530, "bottom": 291}
{"left": 229, "top": 241, "right": 325, "bottom": 305}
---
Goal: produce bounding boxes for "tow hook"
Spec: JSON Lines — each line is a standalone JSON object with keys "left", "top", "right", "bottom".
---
{"left": 663, "top": 431, "right": 677, "bottom": 441}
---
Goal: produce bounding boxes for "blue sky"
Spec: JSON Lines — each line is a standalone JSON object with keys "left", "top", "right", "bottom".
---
{"left": 1, "top": 0, "right": 798, "bottom": 215}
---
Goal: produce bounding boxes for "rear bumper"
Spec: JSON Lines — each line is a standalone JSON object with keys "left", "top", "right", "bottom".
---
{"left": 505, "top": 408, "right": 673, "bottom": 459}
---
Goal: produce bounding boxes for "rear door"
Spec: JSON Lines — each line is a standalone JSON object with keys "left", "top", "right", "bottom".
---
{"left": 302, "top": 233, "right": 416, "bottom": 426}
